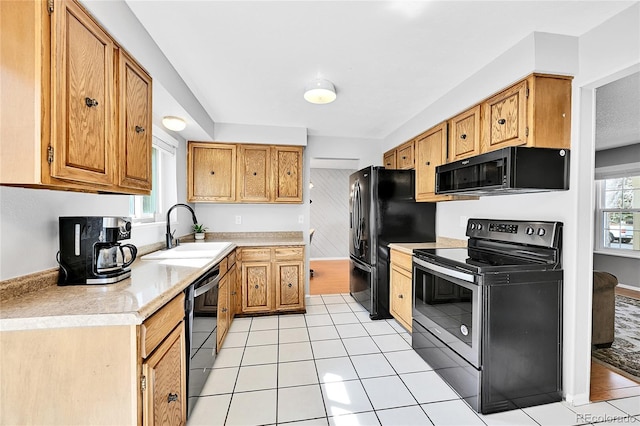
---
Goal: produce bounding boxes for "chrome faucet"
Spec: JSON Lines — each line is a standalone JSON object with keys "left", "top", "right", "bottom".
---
{"left": 165, "top": 203, "right": 199, "bottom": 249}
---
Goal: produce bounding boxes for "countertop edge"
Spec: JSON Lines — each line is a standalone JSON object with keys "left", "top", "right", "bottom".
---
{"left": 388, "top": 237, "right": 467, "bottom": 254}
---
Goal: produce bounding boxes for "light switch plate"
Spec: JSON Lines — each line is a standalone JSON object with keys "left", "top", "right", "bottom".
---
{"left": 298, "top": 215, "right": 304, "bottom": 224}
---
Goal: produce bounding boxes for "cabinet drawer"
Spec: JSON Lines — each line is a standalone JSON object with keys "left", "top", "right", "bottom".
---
{"left": 219, "top": 257, "right": 228, "bottom": 276}
{"left": 390, "top": 249, "right": 413, "bottom": 272}
{"left": 241, "top": 248, "right": 272, "bottom": 261}
{"left": 140, "top": 292, "right": 185, "bottom": 358}
{"left": 227, "top": 250, "right": 236, "bottom": 267}
{"left": 274, "top": 246, "right": 304, "bottom": 260}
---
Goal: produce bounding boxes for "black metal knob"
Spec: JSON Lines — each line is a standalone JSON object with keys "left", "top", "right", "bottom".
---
{"left": 84, "top": 97, "right": 99, "bottom": 108}
{"left": 460, "top": 134, "right": 467, "bottom": 140}
{"left": 426, "top": 161, "right": 430, "bottom": 166}
{"left": 497, "top": 118, "right": 506, "bottom": 125}
{"left": 398, "top": 294, "right": 403, "bottom": 299}
{"left": 402, "top": 156, "right": 406, "bottom": 160}
{"left": 222, "top": 308, "right": 228, "bottom": 313}
{"left": 253, "top": 172, "right": 257, "bottom": 176}
{"left": 135, "top": 126, "right": 145, "bottom": 133}
{"left": 210, "top": 171, "right": 215, "bottom": 175}
{"left": 288, "top": 283, "right": 292, "bottom": 288}
{"left": 255, "top": 284, "right": 259, "bottom": 289}
{"left": 287, "top": 171, "right": 291, "bottom": 175}
{"left": 168, "top": 393, "right": 178, "bottom": 403}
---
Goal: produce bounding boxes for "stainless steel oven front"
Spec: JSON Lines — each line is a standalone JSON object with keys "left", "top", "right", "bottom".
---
{"left": 412, "top": 257, "right": 482, "bottom": 368}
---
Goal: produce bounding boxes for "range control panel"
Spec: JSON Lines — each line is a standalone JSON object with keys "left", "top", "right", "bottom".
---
{"left": 466, "top": 218, "right": 561, "bottom": 248}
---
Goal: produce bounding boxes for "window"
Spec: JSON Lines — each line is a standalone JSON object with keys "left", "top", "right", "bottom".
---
{"left": 129, "top": 147, "right": 160, "bottom": 222}
{"left": 595, "top": 175, "right": 640, "bottom": 254}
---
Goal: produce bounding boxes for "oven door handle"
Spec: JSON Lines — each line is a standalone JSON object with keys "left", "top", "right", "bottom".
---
{"left": 413, "top": 257, "right": 477, "bottom": 284}
{"left": 194, "top": 274, "right": 220, "bottom": 297}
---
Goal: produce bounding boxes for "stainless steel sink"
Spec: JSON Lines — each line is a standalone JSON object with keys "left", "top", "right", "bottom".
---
{"left": 140, "top": 241, "right": 232, "bottom": 260}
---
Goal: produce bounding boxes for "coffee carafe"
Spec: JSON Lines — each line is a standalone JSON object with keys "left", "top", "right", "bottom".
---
{"left": 58, "top": 217, "right": 137, "bottom": 285}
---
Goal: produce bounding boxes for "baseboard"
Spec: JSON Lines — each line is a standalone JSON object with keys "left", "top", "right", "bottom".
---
{"left": 618, "top": 283, "right": 640, "bottom": 292}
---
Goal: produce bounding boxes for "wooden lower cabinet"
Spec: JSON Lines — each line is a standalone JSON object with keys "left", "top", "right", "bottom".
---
{"left": 389, "top": 249, "right": 413, "bottom": 332}
{"left": 239, "top": 246, "right": 305, "bottom": 314}
{"left": 216, "top": 274, "right": 231, "bottom": 350}
{"left": 0, "top": 292, "right": 186, "bottom": 425}
{"left": 142, "top": 324, "right": 186, "bottom": 426}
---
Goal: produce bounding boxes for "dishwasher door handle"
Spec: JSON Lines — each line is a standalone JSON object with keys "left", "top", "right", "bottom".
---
{"left": 194, "top": 274, "right": 220, "bottom": 297}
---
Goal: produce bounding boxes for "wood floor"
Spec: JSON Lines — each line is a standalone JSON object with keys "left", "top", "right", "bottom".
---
{"left": 309, "top": 259, "right": 640, "bottom": 402}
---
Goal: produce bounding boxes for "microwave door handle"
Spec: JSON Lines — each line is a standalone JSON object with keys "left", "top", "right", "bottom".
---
{"left": 413, "top": 257, "right": 476, "bottom": 284}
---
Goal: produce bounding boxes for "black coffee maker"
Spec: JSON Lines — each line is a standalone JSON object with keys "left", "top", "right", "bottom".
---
{"left": 58, "top": 217, "right": 137, "bottom": 285}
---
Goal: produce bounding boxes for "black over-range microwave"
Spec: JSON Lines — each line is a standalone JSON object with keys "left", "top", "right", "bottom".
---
{"left": 436, "top": 146, "right": 570, "bottom": 196}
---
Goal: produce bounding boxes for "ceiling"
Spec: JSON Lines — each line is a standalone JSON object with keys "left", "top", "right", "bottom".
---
{"left": 125, "top": 1, "right": 635, "bottom": 140}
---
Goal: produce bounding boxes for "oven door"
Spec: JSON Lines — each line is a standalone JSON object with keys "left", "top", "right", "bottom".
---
{"left": 412, "top": 257, "right": 482, "bottom": 368}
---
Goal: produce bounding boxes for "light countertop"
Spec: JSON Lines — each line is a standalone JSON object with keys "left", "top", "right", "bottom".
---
{"left": 0, "top": 232, "right": 305, "bottom": 332}
{"left": 388, "top": 237, "right": 467, "bottom": 254}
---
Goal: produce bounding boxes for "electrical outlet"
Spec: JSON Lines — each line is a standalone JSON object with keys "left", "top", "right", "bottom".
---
{"left": 298, "top": 215, "right": 304, "bottom": 224}
{"left": 235, "top": 215, "right": 242, "bottom": 225}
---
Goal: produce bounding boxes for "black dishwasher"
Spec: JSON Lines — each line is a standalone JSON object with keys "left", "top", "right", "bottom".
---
{"left": 184, "top": 263, "right": 220, "bottom": 417}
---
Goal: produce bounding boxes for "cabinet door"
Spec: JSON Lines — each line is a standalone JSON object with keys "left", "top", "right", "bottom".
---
{"left": 242, "top": 261, "right": 272, "bottom": 313}
{"left": 482, "top": 79, "right": 528, "bottom": 152}
{"left": 390, "top": 264, "right": 412, "bottom": 332}
{"left": 51, "top": 0, "right": 116, "bottom": 186}
{"left": 118, "top": 51, "right": 152, "bottom": 192}
{"left": 275, "top": 261, "right": 304, "bottom": 311}
{"left": 216, "top": 274, "right": 230, "bottom": 350}
{"left": 448, "top": 105, "right": 480, "bottom": 161}
{"left": 396, "top": 140, "right": 415, "bottom": 169}
{"left": 383, "top": 150, "right": 397, "bottom": 169}
{"left": 273, "top": 146, "right": 303, "bottom": 203}
{"left": 230, "top": 262, "right": 240, "bottom": 318}
{"left": 188, "top": 142, "right": 237, "bottom": 202}
{"left": 415, "top": 123, "right": 447, "bottom": 201}
{"left": 237, "top": 145, "right": 271, "bottom": 202}
{"left": 142, "top": 324, "right": 186, "bottom": 426}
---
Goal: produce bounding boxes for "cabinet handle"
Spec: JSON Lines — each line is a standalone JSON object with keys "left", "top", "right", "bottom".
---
{"left": 287, "top": 171, "right": 291, "bottom": 175}
{"left": 401, "top": 156, "right": 406, "bottom": 160}
{"left": 135, "top": 125, "right": 145, "bottom": 133}
{"left": 168, "top": 393, "right": 178, "bottom": 403}
{"left": 386, "top": 163, "right": 391, "bottom": 166}
{"left": 287, "top": 283, "right": 292, "bottom": 288}
{"left": 231, "top": 291, "right": 236, "bottom": 295}
{"left": 460, "top": 134, "right": 467, "bottom": 140}
{"left": 255, "top": 284, "right": 259, "bottom": 289}
{"left": 425, "top": 161, "right": 430, "bottom": 166}
{"left": 210, "top": 171, "right": 215, "bottom": 175}
{"left": 84, "top": 97, "right": 99, "bottom": 108}
{"left": 253, "top": 172, "right": 257, "bottom": 176}
{"left": 497, "top": 118, "right": 506, "bottom": 125}
{"left": 221, "top": 308, "right": 228, "bottom": 313}
{"left": 398, "top": 294, "right": 403, "bottom": 299}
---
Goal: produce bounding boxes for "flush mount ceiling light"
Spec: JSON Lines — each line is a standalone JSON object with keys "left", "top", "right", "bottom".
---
{"left": 162, "top": 116, "right": 187, "bottom": 131}
{"left": 304, "top": 79, "right": 337, "bottom": 104}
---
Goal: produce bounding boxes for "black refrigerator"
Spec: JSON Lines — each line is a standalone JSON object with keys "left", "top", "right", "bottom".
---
{"left": 349, "top": 166, "right": 436, "bottom": 319}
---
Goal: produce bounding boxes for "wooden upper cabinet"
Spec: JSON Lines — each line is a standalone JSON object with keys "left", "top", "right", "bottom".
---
{"left": 118, "top": 50, "right": 152, "bottom": 192}
{"left": 188, "top": 142, "right": 237, "bottom": 202}
{"left": 396, "top": 140, "right": 415, "bottom": 169}
{"left": 273, "top": 146, "right": 303, "bottom": 203}
{"left": 188, "top": 142, "right": 303, "bottom": 204}
{"left": 238, "top": 144, "right": 271, "bottom": 202}
{"left": 448, "top": 105, "right": 481, "bottom": 161}
{"left": 0, "top": 0, "right": 152, "bottom": 195}
{"left": 51, "top": 0, "right": 116, "bottom": 186}
{"left": 383, "top": 149, "right": 397, "bottom": 169}
{"left": 482, "top": 79, "right": 528, "bottom": 152}
{"left": 415, "top": 123, "right": 447, "bottom": 201}
{"left": 481, "top": 74, "right": 572, "bottom": 152}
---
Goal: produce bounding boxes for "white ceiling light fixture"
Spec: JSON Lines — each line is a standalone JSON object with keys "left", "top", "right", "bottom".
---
{"left": 162, "top": 116, "right": 187, "bottom": 131}
{"left": 304, "top": 79, "right": 337, "bottom": 104}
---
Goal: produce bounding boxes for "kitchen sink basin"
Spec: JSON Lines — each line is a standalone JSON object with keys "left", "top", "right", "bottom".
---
{"left": 140, "top": 242, "right": 233, "bottom": 260}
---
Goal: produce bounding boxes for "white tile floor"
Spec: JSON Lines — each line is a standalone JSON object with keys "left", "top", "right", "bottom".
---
{"left": 188, "top": 293, "right": 640, "bottom": 426}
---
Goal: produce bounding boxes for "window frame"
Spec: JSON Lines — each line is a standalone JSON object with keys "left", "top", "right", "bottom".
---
{"left": 129, "top": 146, "right": 164, "bottom": 224}
{"left": 594, "top": 175, "right": 640, "bottom": 258}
